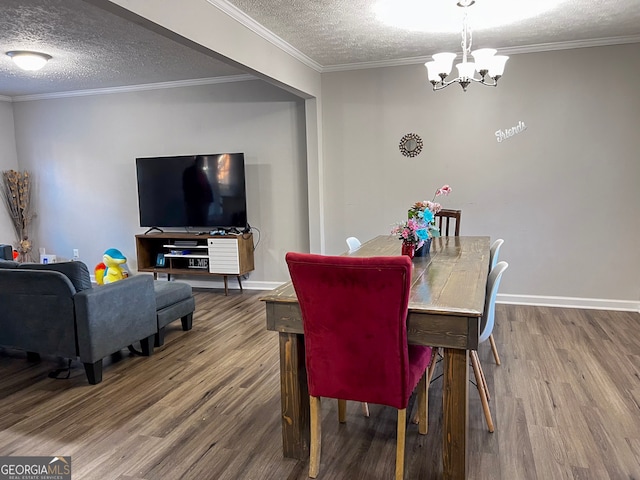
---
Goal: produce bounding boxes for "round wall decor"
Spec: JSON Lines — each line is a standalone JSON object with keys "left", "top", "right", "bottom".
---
{"left": 399, "top": 133, "right": 423, "bottom": 157}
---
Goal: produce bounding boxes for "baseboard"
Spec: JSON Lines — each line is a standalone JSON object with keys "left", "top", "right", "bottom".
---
{"left": 497, "top": 294, "right": 640, "bottom": 313}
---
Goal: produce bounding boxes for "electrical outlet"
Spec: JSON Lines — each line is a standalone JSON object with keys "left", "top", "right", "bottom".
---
{"left": 73, "top": 249, "right": 79, "bottom": 258}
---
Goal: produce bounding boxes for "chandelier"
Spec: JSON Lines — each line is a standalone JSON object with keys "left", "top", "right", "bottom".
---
{"left": 425, "top": 0, "right": 508, "bottom": 92}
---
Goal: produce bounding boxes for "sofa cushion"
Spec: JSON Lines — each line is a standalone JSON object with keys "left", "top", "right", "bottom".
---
{"left": 0, "top": 259, "right": 20, "bottom": 269}
{"left": 18, "top": 261, "right": 92, "bottom": 292}
{"left": 0, "top": 244, "right": 13, "bottom": 260}
{"left": 154, "top": 281, "right": 193, "bottom": 310}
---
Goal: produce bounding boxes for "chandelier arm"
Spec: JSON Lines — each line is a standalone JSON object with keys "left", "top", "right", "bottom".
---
{"left": 431, "top": 75, "right": 499, "bottom": 91}
{"left": 431, "top": 79, "right": 459, "bottom": 91}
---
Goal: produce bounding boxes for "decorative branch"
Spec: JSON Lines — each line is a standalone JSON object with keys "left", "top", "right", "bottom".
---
{"left": 1, "top": 170, "right": 36, "bottom": 262}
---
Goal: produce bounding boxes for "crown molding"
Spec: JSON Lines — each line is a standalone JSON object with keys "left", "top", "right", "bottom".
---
{"left": 206, "top": 0, "right": 323, "bottom": 73}
{"left": 10, "top": 74, "right": 256, "bottom": 102}
{"left": 322, "top": 34, "right": 640, "bottom": 72}
{"left": 0, "top": 95, "right": 12, "bottom": 102}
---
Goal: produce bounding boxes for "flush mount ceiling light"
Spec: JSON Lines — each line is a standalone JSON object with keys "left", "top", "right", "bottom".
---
{"left": 425, "top": 1, "right": 508, "bottom": 92}
{"left": 6, "top": 51, "right": 52, "bottom": 71}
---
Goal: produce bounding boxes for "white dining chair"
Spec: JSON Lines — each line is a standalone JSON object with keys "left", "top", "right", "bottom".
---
{"left": 471, "top": 260, "right": 508, "bottom": 432}
{"left": 346, "top": 236, "right": 361, "bottom": 251}
{"left": 487, "top": 239, "right": 504, "bottom": 365}
{"left": 490, "top": 238, "right": 504, "bottom": 270}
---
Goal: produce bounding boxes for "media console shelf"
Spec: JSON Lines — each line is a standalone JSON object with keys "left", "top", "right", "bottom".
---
{"left": 135, "top": 232, "right": 254, "bottom": 295}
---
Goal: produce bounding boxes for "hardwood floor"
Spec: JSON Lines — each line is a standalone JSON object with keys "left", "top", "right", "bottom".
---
{"left": 1, "top": 290, "right": 639, "bottom": 479}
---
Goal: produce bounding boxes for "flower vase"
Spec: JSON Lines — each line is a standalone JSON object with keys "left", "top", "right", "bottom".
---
{"left": 401, "top": 242, "right": 415, "bottom": 258}
{"left": 415, "top": 237, "right": 432, "bottom": 257}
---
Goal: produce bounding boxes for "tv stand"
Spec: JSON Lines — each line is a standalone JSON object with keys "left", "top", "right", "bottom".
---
{"left": 144, "top": 226, "right": 164, "bottom": 234}
{"left": 135, "top": 232, "right": 254, "bottom": 295}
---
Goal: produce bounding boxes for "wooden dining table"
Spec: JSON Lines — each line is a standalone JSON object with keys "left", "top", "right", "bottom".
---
{"left": 261, "top": 235, "right": 491, "bottom": 480}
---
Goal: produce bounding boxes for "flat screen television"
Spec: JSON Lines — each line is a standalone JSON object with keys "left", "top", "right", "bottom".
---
{"left": 136, "top": 153, "right": 248, "bottom": 230}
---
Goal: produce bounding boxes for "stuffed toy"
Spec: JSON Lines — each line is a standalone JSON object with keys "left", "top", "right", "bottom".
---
{"left": 96, "top": 248, "right": 128, "bottom": 284}
{"left": 94, "top": 262, "right": 106, "bottom": 285}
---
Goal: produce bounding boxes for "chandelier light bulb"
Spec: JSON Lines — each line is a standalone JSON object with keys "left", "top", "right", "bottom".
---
{"left": 6, "top": 51, "right": 52, "bottom": 71}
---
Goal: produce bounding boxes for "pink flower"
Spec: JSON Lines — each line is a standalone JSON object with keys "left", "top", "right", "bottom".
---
{"left": 425, "top": 201, "right": 442, "bottom": 213}
{"left": 436, "top": 185, "right": 452, "bottom": 197}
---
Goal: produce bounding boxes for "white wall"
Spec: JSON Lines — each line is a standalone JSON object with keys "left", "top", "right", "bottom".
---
{"left": 321, "top": 44, "right": 640, "bottom": 305}
{"left": 11, "top": 80, "right": 308, "bottom": 284}
{"left": 0, "top": 100, "right": 19, "bottom": 241}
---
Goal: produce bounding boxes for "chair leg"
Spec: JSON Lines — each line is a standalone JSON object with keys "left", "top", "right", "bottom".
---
{"left": 395, "top": 408, "right": 407, "bottom": 480}
{"left": 181, "top": 313, "right": 193, "bottom": 331}
{"left": 338, "top": 399, "right": 347, "bottom": 423}
{"left": 361, "top": 402, "right": 370, "bottom": 417}
{"left": 417, "top": 370, "right": 428, "bottom": 434}
{"left": 477, "top": 353, "right": 491, "bottom": 403}
{"left": 413, "top": 348, "right": 437, "bottom": 425}
{"left": 309, "top": 396, "right": 322, "bottom": 478}
{"left": 83, "top": 360, "right": 103, "bottom": 385}
{"left": 427, "top": 347, "right": 440, "bottom": 383}
{"left": 470, "top": 351, "right": 494, "bottom": 433}
{"left": 488, "top": 334, "right": 501, "bottom": 365}
{"left": 154, "top": 327, "right": 165, "bottom": 347}
{"left": 140, "top": 334, "right": 155, "bottom": 356}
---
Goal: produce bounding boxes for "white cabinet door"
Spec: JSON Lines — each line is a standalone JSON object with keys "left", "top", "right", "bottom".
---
{"left": 207, "top": 238, "right": 240, "bottom": 274}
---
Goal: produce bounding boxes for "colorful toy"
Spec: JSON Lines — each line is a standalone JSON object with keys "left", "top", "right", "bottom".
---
{"left": 94, "top": 262, "right": 106, "bottom": 285}
{"left": 96, "top": 248, "right": 128, "bottom": 284}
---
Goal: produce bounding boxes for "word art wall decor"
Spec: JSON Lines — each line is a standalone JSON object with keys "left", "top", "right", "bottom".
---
{"left": 495, "top": 120, "right": 527, "bottom": 143}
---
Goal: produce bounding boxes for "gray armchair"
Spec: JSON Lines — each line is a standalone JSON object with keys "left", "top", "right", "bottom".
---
{"left": 0, "top": 261, "right": 158, "bottom": 384}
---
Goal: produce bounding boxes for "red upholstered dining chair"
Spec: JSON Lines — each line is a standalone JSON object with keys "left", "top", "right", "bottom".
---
{"left": 434, "top": 208, "right": 461, "bottom": 236}
{"left": 286, "top": 252, "right": 434, "bottom": 480}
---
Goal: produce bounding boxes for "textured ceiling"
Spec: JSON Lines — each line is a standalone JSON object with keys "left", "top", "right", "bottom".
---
{"left": 225, "top": 0, "right": 640, "bottom": 67}
{"left": 0, "top": 0, "right": 247, "bottom": 97}
{"left": 1, "top": 0, "right": 639, "bottom": 98}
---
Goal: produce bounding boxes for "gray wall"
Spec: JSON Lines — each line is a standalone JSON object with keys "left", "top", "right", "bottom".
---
{"left": 8, "top": 43, "right": 640, "bottom": 307}
{"left": 11, "top": 80, "right": 308, "bottom": 285}
{"left": 321, "top": 44, "right": 640, "bottom": 305}
{"left": 0, "top": 101, "right": 19, "bottom": 237}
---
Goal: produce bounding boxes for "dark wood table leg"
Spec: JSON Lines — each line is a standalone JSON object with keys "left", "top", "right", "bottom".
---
{"left": 237, "top": 275, "right": 243, "bottom": 292}
{"left": 223, "top": 275, "right": 228, "bottom": 295}
{"left": 278, "top": 332, "right": 310, "bottom": 460}
{"left": 442, "top": 347, "right": 469, "bottom": 480}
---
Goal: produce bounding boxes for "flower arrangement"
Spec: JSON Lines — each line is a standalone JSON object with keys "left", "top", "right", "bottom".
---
{"left": 391, "top": 218, "right": 430, "bottom": 248}
{"left": 1, "top": 170, "right": 36, "bottom": 262}
{"left": 408, "top": 184, "right": 452, "bottom": 238}
{"left": 391, "top": 184, "right": 452, "bottom": 250}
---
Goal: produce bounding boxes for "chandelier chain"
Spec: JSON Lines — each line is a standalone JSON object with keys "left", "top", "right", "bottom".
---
{"left": 461, "top": 6, "right": 472, "bottom": 62}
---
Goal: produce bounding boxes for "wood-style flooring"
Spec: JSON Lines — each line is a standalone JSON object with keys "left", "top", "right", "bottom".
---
{"left": 0, "top": 290, "right": 639, "bottom": 479}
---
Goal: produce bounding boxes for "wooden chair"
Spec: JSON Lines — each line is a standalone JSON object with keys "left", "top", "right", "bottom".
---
{"left": 286, "top": 252, "right": 435, "bottom": 480}
{"left": 434, "top": 208, "right": 461, "bottom": 236}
